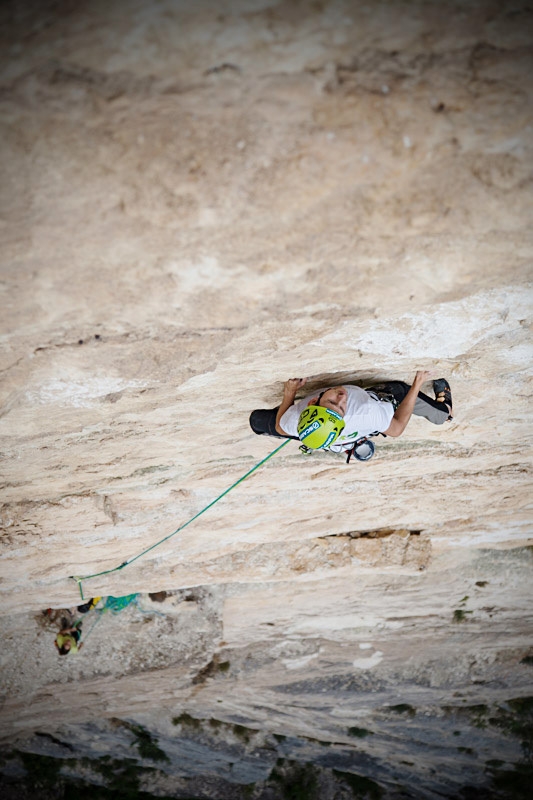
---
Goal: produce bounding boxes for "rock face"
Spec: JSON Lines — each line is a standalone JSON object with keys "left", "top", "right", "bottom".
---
{"left": 0, "top": 0, "right": 532, "bottom": 798}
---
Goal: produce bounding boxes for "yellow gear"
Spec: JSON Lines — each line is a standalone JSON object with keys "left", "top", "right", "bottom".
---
{"left": 297, "top": 405, "right": 345, "bottom": 449}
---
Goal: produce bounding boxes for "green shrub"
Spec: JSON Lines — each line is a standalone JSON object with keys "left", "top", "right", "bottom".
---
{"left": 172, "top": 712, "right": 202, "bottom": 730}
{"left": 348, "top": 726, "right": 373, "bottom": 738}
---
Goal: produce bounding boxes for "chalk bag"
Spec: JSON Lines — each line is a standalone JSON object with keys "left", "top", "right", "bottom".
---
{"left": 346, "top": 438, "right": 375, "bottom": 464}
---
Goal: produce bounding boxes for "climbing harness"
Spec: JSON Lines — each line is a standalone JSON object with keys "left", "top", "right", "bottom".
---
{"left": 71, "top": 439, "right": 291, "bottom": 600}
{"left": 301, "top": 436, "right": 376, "bottom": 462}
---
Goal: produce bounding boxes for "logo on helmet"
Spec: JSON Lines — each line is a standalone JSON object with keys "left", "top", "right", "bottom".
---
{"left": 322, "top": 430, "right": 338, "bottom": 448}
{"left": 298, "top": 420, "right": 321, "bottom": 440}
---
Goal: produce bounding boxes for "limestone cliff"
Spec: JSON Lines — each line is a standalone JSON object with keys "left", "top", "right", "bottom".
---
{"left": 0, "top": 1, "right": 532, "bottom": 798}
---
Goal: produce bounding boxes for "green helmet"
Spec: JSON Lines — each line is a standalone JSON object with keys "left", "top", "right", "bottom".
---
{"left": 297, "top": 405, "right": 345, "bottom": 449}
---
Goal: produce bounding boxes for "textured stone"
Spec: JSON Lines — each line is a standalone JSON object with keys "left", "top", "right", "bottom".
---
{"left": 0, "top": 1, "right": 532, "bottom": 797}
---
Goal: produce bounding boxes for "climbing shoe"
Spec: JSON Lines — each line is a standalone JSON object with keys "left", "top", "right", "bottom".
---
{"left": 433, "top": 378, "right": 453, "bottom": 420}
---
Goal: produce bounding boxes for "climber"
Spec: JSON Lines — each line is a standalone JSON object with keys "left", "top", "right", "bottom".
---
{"left": 55, "top": 621, "right": 83, "bottom": 656}
{"left": 249, "top": 372, "right": 452, "bottom": 455}
{"left": 48, "top": 597, "right": 100, "bottom": 655}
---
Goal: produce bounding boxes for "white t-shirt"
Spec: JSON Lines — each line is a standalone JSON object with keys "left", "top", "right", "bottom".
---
{"left": 280, "top": 385, "right": 395, "bottom": 453}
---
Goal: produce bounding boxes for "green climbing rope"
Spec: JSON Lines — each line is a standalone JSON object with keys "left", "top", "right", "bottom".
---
{"left": 71, "top": 439, "right": 291, "bottom": 600}
{"left": 78, "top": 607, "right": 104, "bottom": 643}
{"left": 104, "top": 594, "right": 139, "bottom": 613}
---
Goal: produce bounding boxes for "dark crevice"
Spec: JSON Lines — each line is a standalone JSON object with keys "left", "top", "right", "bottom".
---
{"left": 322, "top": 528, "right": 422, "bottom": 540}
{"left": 31, "top": 326, "right": 244, "bottom": 355}
{"left": 35, "top": 732, "right": 75, "bottom": 751}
